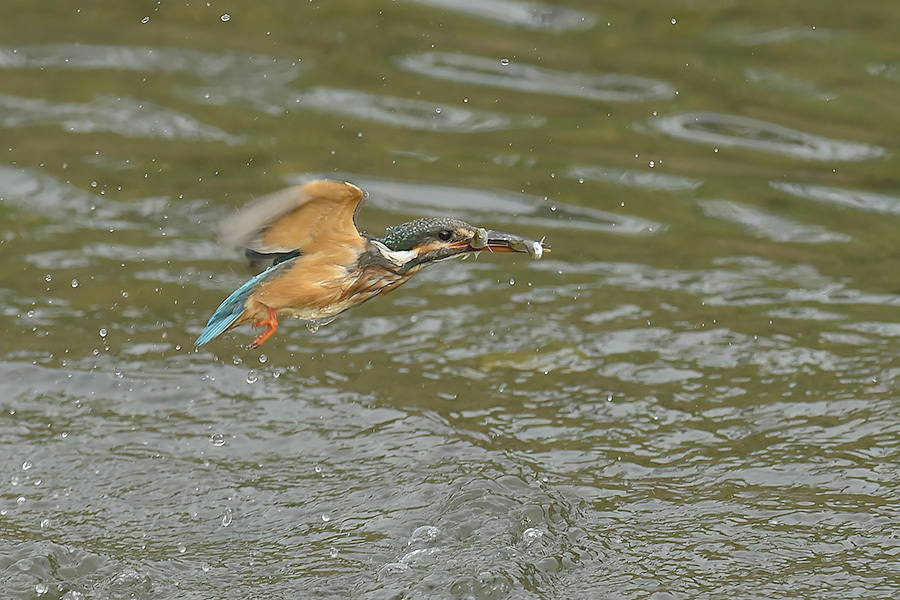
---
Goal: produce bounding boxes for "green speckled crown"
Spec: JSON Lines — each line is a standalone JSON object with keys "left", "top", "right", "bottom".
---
{"left": 379, "top": 217, "right": 470, "bottom": 251}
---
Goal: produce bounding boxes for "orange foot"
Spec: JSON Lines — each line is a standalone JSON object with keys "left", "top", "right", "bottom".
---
{"left": 248, "top": 306, "right": 278, "bottom": 349}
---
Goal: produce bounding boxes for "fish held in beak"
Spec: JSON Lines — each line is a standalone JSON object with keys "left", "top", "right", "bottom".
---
{"left": 467, "top": 228, "right": 550, "bottom": 259}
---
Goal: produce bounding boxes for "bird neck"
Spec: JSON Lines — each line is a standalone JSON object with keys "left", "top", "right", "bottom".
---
{"left": 361, "top": 238, "right": 420, "bottom": 274}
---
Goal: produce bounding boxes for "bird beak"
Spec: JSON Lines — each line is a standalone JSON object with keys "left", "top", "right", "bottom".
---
{"left": 452, "top": 227, "right": 550, "bottom": 260}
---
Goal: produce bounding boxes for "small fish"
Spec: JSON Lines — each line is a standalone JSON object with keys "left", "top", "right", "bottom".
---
{"left": 479, "top": 230, "right": 548, "bottom": 259}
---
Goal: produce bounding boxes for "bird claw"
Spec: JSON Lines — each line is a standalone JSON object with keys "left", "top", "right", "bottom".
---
{"left": 248, "top": 307, "right": 278, "bottom": 348}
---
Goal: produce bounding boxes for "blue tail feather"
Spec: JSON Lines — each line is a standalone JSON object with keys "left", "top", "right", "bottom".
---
{"left": 194, "top": 263, "right": 290, "bottom": 346}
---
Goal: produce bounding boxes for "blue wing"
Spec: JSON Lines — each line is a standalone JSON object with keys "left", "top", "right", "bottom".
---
{"left": 194, "top": 261, "right": 292, "bottom": 346}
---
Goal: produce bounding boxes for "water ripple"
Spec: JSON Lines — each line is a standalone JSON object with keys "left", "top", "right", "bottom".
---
{"left": 0, "top": 43, "right": 300, "bottom": 85}
{"left": 745, "top": 68, "right": 837, "bottom": 101}
{"left": 0, "top": 93, "right": 242, "bottom": 143}
{"left": 397, "top": 52, "right": 676, "bottom": 102}
{"left": 770, "top": 181, "right": 900, "bottom": 215}
{"left": 649, "top": 112, "right": 887, "bottom": 161}
{"left": 297, "top": 87, "right": 543, "bottom": 132}
{"left": 568, "top": 165, "right": 702, "bottom": 191}
{"left": 193, "top": 84, "right": 543, "bottom": 132}
{"left": 728, "top": 26, "right": 833, "bottom": 46}
{"left": 700, "top": 199, "right": 852, "bottom": 243}
{"left": 290, "top": 173, "right": 665, "bottom": 236}
{"left": 535, "top": 256, "right": 900, "bottom": 308}
{"left": 402, "top": 0, "right": 596, "bottom": 31}
{"left": 0, "top": 165, "right": 128, "bottom": 230}
{"left": 867, "top": 62, "right": 900, "bottom": 83}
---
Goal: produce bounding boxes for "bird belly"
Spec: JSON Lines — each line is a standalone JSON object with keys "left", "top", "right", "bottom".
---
{"left": 249, "top": 260, "right": 411, "bottom": 324}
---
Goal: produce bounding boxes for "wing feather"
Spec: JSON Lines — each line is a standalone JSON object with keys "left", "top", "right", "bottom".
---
{"left": 218, "top": 180, "right": 368, "bottom": 256}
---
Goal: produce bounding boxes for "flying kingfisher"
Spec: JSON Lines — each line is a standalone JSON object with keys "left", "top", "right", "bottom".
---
{"left": 194, "top": 180, "right": 549, "bottom": 348}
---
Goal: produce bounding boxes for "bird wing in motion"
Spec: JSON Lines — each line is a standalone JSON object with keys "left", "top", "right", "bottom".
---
{"left": 217, "top": 180, "right": 368, "bottom": 258}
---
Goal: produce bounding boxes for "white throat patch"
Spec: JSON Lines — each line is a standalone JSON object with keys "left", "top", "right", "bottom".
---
{"left": 370, "top": 240, "right": 418, "bottom": 267}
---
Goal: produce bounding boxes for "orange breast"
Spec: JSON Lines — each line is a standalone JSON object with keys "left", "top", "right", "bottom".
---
{"left": 244, "top": 246, "right": 413, "bottom": 323}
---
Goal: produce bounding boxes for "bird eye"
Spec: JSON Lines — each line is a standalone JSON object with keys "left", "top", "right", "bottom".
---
{"left": 438, "top": 229, "right": 453, "bottom": 241}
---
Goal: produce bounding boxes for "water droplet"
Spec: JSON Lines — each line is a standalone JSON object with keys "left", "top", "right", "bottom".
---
{"left": 329, "top": 547, "right": 339, "bottom": 558}
{"left": 322, "top": 514, "right": 331, "bottom": 522}
{"left": 114, "top": 367, "right": 124, "bottom": 379}
{"left": 26, "top": 309, "right": 34, "bottom": 318}
{"left": 523, "top": 527, "right": 543, "bottom": 546}
{"left": 210, "top": 433, "right": 226, "bottom": 446}
{"left": 671, "top": 18, "right": 677, "bottom": 24}
{"left": 408, "top": 525, "right": 440, "bottom": 545}
{"left": 45, "top": 274, "right": 52, "bottom": 282}
{"left": 232, "top": 355, "right": 243, "bottom": 365}
{"left": 71, "top": 279, "right": 79, "bottom": 288}
{"left": 435, "top": 106, "right": 442, "bottom": 114}
{"left": 222, "top": 507, "right": 233, "bottom": 526}
{"left": 220, "top": 13, "right": 231, "bottom": 22}
{"left": 40, "top": 518, "right": 50, "bottom": 528}
{"left": 22, "top": 461, "right": 32, "bottom": 471}
{"left": 306, "top": 322, "right": 320, "bottom": 334}
{"left": 35, "top": 583, "right": 48, "bottom": 595}
{"left": 258, "top": 354, "right": 268, "bottom": 364}
{"left": 177, "top": 543, "right": 186, "bottom": 553}
{"left": 99, "top": 328, "right": 107, "bottom": 338}
{"left": 141, "top": 16, "right": 150, "bottom": 24}
{"left": 500, "top": 58, "right": 510, "bottom": 66}
{"left": 246, "top": 369, "right": 258, "bottom": 384}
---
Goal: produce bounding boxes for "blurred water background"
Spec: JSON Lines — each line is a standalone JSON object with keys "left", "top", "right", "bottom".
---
{"left": 2, "top": 1, "right": 900, "bottom": 598}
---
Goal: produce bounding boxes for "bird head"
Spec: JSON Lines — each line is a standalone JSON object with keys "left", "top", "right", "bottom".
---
{"left": 376, "top": 217, "right": 549, "bottom": 274}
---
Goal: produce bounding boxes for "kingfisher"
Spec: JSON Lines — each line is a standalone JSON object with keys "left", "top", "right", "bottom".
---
{"left": 194, "top": 180, "right": 549, "bottom": 348}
